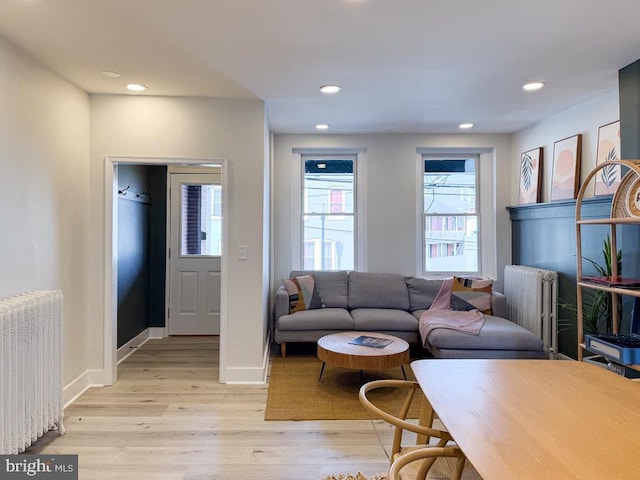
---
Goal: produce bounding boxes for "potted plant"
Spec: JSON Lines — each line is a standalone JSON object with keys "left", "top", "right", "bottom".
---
{"left": 559, "top": 234, "right": 622, "bottom": 336}
{"left": 581, "top": 234, "right": 622, "bottom": 334}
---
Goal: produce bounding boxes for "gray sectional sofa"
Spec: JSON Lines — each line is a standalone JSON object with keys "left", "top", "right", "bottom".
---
{"left": 274, "top": 270, "right": 548, "bottom": 359}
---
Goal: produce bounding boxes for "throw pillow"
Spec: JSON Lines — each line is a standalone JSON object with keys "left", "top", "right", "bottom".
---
{"left": 404, "top": 276, "right": 444, "bottom": 311}
{"left": 451, "top": 276, "right": 493, "bottom": 314}
{"left": 282, "top": 274, "right": 323, "bottom": 313}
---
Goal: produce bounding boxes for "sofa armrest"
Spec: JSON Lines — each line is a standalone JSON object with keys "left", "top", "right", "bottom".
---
{"left": 491, "top": 291, "right": 507, "bottom": 319}
{"left": 274, "top": 286, "right": 290, "bottom": 323}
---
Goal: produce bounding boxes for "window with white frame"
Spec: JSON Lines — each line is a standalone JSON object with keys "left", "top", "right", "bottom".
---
{"left": 422, "top": 155, "right": 479, "bottom": 274}
{"left": 302, "top": 156, "right": 355, "bottom": 270}
{"left": 180, "top": 183, "right": 222, "bottom": 256}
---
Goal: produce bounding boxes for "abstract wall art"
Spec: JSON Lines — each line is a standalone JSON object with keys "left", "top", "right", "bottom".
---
{"left": 518, "top": 147, "right": 543, "bottom": 204}
{"left": 594, "top": 120, "right": 621, "bottom": 196}
{"left": 550, "top": 134, "right": 582, "bottom": 201}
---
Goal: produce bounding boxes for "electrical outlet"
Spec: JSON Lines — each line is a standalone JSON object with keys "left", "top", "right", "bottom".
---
{"left": 238, "top": 245, "right": 248, "bottom": 260}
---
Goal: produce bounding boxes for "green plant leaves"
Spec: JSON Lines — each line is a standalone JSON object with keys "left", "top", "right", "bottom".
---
{"left": 563, "top": 234, "right": 623, "bottom": 335}
{"left": 583, "top": 234, "right": 622, "bottom": 334}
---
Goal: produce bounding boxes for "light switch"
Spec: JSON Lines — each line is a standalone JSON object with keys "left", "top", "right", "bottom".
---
{"left": 238, "top": 245, "right": 248, "bottom": 260}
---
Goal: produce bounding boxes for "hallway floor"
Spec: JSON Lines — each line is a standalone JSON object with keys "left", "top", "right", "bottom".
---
{"left": 28, "top": 336, "right": 390, "bottom": 479}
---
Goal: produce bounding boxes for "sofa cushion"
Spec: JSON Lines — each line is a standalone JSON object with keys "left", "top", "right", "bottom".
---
{"left": 348, "top": 272, "right": 410, "bottom": 310}
{"left": 452, "top": 276, "right": 493, "bottom": 314}
{"left": 405, "top": 277, "right": 443, "bottom": 311}
{"left": 290, "top": 270, "right": 349, "bottom": 309}
{"left": 282, "top": 275, "right": 323, "bottom": 313}
{"left": 350, "top": 308, "right": 418, "bottom": 332}
{"left": 276, "top": 308, "right": 354, "bottom": 331}
{"left": 424, "top": 347, "right": 549, "bottom": 359}
{"left": 425, "top": 314, "right": 544, "bottom": 351}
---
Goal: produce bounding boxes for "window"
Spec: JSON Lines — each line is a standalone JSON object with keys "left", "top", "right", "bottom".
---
{"left": 423, "top": 156, "right": 479, "bottom": 274}
{"left": 302, "top": 156, "right": 355, "bottom": 270}
{"left": 180, "top": 183, "right": 222, "bottom": 256}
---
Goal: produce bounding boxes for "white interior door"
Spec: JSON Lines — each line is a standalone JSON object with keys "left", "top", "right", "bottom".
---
{"left": 169, "top": 172, "right": 222, "bottom": 334}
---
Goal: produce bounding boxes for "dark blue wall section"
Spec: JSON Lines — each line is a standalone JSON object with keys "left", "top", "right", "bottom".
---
{"left": 509, "top": 197, "right": 640, "bottom": 359}
{"left": 618, "top": 59, "right": 640, "bottom": 339}
{"left": 148, "top": 167, "right": 167, "bottom": 328}
{"left": 619, "top": 59, "right": 640, "bottom": 161}
{"left": 117, "top": 194, "right": 150, "bottom": 347}
{"left": 117, "top": 165, "right": 167, "bottom": 348}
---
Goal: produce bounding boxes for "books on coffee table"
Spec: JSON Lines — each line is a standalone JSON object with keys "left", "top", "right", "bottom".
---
{"left": 348, "top": 335, "right": 393, "bottom": 349}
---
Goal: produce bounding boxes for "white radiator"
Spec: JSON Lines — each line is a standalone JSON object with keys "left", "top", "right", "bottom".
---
{"left": 504, "top": 265, "right": 558, "bottom": 358}
{"left": 0, "top": 290, "right": 65, "bottom": 454}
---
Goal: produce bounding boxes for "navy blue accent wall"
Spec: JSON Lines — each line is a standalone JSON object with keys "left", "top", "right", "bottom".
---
{"left": 509, "top": 197, "right": 640, "bottom": 359}
{"left": 619, "top": 59, "right": 640, "bottom": 160}
{"left": 117, "top": 165, "right": 167, "bottom": 348}
{"left": 619, "top": 59, "right": 640, "bottom": 335}
{"left": 117, "top": 166, "right": 151, "bottom": 348}
{"left": 148, "top": 167, "right": 167, "bottom": 328}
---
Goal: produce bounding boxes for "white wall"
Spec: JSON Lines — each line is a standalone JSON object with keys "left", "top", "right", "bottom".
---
{"left": 90, "top": 95, "right": 270, "bottom": 383}
{"left": 0, "top": 37, "right": 91, "bottom": 390}
{"left": 511, "top": 90, "right": 620, "bottom": 202}
{"left": 273, "top": 133, "right": 512, "bottom": 288}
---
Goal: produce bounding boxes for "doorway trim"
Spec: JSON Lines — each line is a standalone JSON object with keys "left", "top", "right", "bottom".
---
{"left": 104, "top": 155, "right": 229, "bottom": 386}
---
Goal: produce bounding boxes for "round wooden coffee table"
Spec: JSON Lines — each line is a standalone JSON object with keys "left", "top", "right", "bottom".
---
{"left": 317, "top": 331, "right": 410, "bottom": 381}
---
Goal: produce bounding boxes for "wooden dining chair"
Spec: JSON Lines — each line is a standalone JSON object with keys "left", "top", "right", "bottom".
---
{"left": 387, "top": 446, "right": 476, "bottom": 480}
{"left": 359, "top": 379, "right": 482, "bottom": 480}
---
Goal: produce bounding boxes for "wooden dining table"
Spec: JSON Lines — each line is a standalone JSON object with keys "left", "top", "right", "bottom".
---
{"left": 411, "top": 359, "right": 640, "bottom": 480}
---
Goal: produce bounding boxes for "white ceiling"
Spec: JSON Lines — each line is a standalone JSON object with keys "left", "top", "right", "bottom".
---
{"left": 1, "top": 0, "right": 640, "bottom": 134}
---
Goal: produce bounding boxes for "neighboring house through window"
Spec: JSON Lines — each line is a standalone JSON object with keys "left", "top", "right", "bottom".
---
{"left": 422, "top": 155, "right": 479, "bottom": 275}
{"left": 302, "top": 156, "right": 355, "bottom": 270}
{"left": 180, "top": 183, "right": 222, "bottom": 256}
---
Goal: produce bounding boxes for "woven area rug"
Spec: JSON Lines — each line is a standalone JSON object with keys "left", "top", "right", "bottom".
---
{"left": 265, "top": 355, "right": 423, "bottom": 421}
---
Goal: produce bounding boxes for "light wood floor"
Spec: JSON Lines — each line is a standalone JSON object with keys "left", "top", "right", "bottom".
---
{"left": 28, "top": 336, "right": 392, "bottom": 479}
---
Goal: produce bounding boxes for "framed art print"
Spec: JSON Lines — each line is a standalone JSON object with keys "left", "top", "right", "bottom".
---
{"left": 594, "top": 120, "right": 621, "bottom": 196}
{"left": 550, "top": 134, "right": 582, "bottom": 201}
{"left": 518, "top": 147, "right": 543, "bottom": 204}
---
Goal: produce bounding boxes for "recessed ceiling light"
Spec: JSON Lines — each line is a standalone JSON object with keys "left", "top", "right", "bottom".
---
{"left": 126, "top": 83, "right": 147, "bottom": 92}
{"left": 523, "top": 82, "right": 545, "bottom": 91}
{"left": 315, "top": 124, "right": 330, "bottom": 130}
{"left": 101, "top": 71, "right": 121, "bottom": 78}
{"left": 459, "top": 123, "right": 474, "bottom": 129}
{"left": 319, "top": 85, "right": 341, "bottom": 94}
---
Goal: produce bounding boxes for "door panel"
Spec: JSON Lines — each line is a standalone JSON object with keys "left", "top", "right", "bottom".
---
{"left": 207, "top": 272, "right": 222, "bottom": 314}
{"left": 178, "top": 272, "right": 198, "bottom": 313}
{"left": 169, "top": 172, "right": 222, "bottom": 335}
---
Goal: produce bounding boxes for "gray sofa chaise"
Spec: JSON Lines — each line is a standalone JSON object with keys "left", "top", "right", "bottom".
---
{"left": 274, "top": 270, "right": 548, "bottom": 359}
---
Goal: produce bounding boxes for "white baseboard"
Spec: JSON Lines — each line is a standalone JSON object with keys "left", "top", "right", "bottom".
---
{"left": 148, "top": 327, "right": 166, "bottom": 338}
{"left": 63, "top": 328, "right": 167, "bottom": 408}
{"left": 117, "top": 327, "right": 166, "bottom": 364}
{"left": 221, "top": 343, "right": 270, "bottom": 384}
{"left": 63, "top": 370, "right": 104, "bottom": 408}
